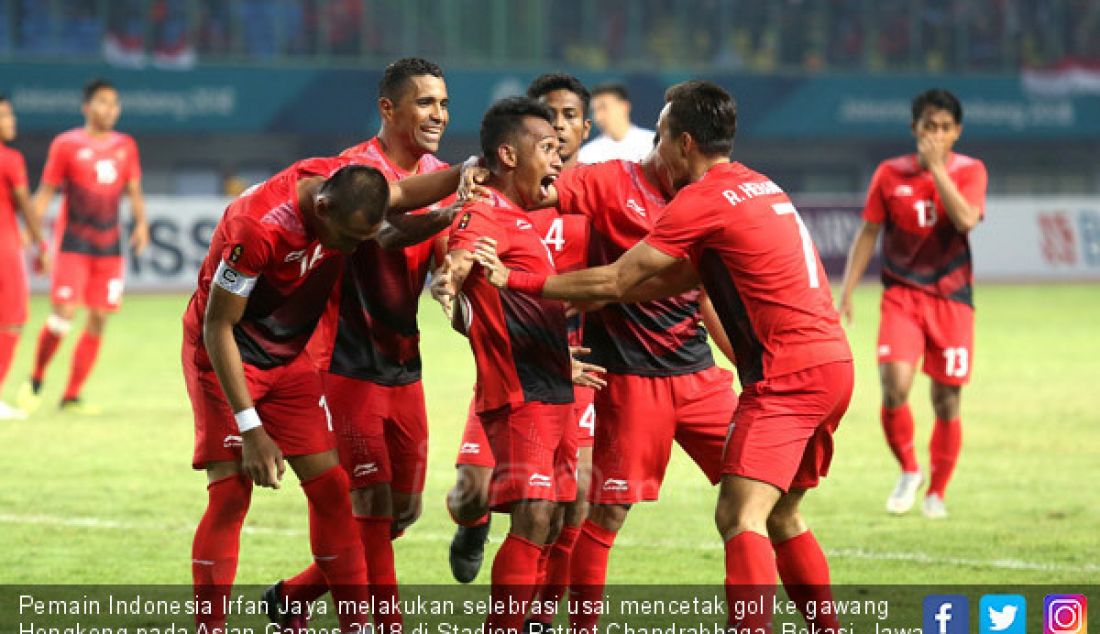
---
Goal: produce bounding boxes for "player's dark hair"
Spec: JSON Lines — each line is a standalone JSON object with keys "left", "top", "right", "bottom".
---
{"left": 527, "top": 73, "right": 591, "bottom": 117}
{"left": 591, "top": 82, "right": 629, "bottom": 102}
{"left": 912, "top": 89, "right": 963, "bottom": 124}
{"left": 83, "top": 78, "right": 116, "bottom": 103}
{"left": 663, "top": 80, "right": 737, "bottom": 157}
{"left": 0, "top": 93, "right": 8, "bottom": 104}
{"left": 479, "top": 96, "right": 556, "bottom": 170}
{"left": 320, "top": 165, "right": 389, "bottom": 226}
{"left": 378, "top": 57, "right": 444, "bottom": 102}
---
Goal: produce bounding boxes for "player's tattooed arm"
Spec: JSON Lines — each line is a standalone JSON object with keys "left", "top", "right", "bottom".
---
{"left": 837, "top": 220, "right": 882, "bottom": 325}
{"left": 204, "top": 284, "right": 285, "bottom": 489}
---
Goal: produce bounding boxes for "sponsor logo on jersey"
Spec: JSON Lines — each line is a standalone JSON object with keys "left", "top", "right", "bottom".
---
{"left": 223, "top": 435, "right": 243, "bottom": 448}
{"left": 528, "top": 473, "right": 553, "bottom": 488}
{"left": 459, "top": 442, "right": 481, "bottom": 454}
{"left": 603, "top": 478, "right": 629, "bottom": 492}
{"left": 353, "top": 463, "right": 379, "bottom": 478}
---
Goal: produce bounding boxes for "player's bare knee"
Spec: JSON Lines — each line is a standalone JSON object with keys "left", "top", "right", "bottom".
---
{"left": 588, "top": 503, "right": 628, "bottom": 532}
{"left": 563, "top": 497, "right": 589, "bottom": 527}
{"left": 511, "top": 500, "right": 556, "bottom": 542}
{"left": 931, "top": 383, "right": 962, "bottom": 420}
{"left": 287, "top": 450, "right": 340, "bottom": 481}
{"left": 86, "top": 310, "right": 109, "bottom": 335}
{"left": 350, "top": 483, "right": 392, "bottom": 517}
{"left": 393, "top": 493, "right": 422, "bottom": 531}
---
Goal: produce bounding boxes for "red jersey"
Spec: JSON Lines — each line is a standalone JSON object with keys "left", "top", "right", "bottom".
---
{"left": 864, "top": 152, "right": 987, "bottom": 306}
{"left": 183, "top": 157, "right": 349, "bottom": 371}
{"left": 528, "top": 207, "right": 588, "bottom": 347}
{"left": 41, "top": 128, "right": 141, "bottom": 257}
{"left": 308, "top": 137, "right": 449, "bottom": 385}
{"left": 449, "top": 188, "right": 573, "bottom": 413}
{"left": 645, "top": 162, "right": 851, "bottom": 387}
{"left": 0, "top": 144, "right": 28, "bottom": 252}
{"left": 556, "top": 160, "right": 714, "bottom": 376}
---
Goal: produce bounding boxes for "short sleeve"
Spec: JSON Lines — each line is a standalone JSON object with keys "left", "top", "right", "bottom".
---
{"left": 554, "top": 164, "right": 602, "bottom": 219}
{"left": 448, "top": 203, "right": 501, "bottom": 253}
{"left": 643, "top": 191, "right": 708, "bottom": 259}
{"left": 957, "top": 161, "right": 988, "bottom": 219}
{"left": 220, "top": 214, "right": 274, "bottom": 278}
{"left": 125, "top": 136, "right": 142, "bottom": 182}
{"left": 2, "top": 151, "right": 28, "bottom": 189}
{"left": 862, "top": 164, "right": 888, "bottom": 223}
{"left": 41, "top": 137, "right": 68, "bottom": 187}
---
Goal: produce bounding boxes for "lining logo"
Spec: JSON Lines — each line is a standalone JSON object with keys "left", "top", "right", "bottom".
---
{"left": 878, "top": 344, "right": 891, "bottom": 357}
{"left": 223, "top": 435, "right": 242, "bottom": 448}
{"left": 284, "top": 249, "right": 307, "bottom": 262}
{"left": 528, "top": 473, "right": 553, "bottom": 488}
{"left": 56, "top": 286, "right": 74, "bottom": 300}
{"left": 894, "top": 185, "right": 914, "bottom": 197}
{"left": 353, "top": 463, "right": 379, "bottom": 478}
{"left": 603, "top": 479, "right": 629, "bottom": 492}
{"left": 459, "top": 442, "right": 481, "bottom": 454}
{"left": 516, "top": 219, "right": 533, "bottom": 230}
{"left": 625, "top": 198, "right": 647, "bottom": 217}
{"left": 77, "top": 148, "right": 94, "bottom": 161}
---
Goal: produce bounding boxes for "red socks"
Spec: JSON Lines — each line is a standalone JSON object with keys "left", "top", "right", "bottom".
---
{"left": 192, "top": 474, "right": 252, "bottom": 631}
{"left": 774, "top": 531, "right": 839, "bottom": 632}
{"left": 929, "top": 418, "right": 962, "bottom": 497}
{"left": 485, "top": 533, "right": 543, "bottom": 634}
{"left": 881, "top": 404, "right": 919, "bottom": 473}
{"left": 301, "top": 467, "right": 370, "bottom": 631}
{"left": 63, "top": 332, "right": 101, "bottom": 400}
{"left": 568, "top": 521, "right": 617, "bottom": 634}
{"left": 359, "top": 515, "right": 402, "bottom": 631}
{"left": 532, "top": 524, "right": 581, "bottom": 625}
{"left": 283, "top": 562, "right": 328, "bottom": 605}
{"left": 0, "top": 330, "right": 17, "bottom": 389}
{"left": 32, "top": 326, "right": 62, "bottom": 384}
{"left": 724, "top": 531, "right": 776, "bottom": 632}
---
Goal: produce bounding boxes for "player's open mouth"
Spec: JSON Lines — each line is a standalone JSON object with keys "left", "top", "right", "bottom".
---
{"left": 539, "top": 173, "right": 557, "bottom": 198}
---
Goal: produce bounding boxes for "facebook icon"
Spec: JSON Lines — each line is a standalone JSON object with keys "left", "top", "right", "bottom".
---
{"left": 925, "top": 595, "right": 970, "bottom": 634}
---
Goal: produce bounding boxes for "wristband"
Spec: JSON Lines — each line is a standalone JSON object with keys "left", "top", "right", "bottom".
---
{"left": 506, "top": 271, "right": 547, "bottom": 295}
{"left": 234, "top": 407, "right": 262, "bottom": 433}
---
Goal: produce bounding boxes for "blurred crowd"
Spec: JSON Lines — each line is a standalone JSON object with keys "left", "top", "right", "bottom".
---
{"left": 2, "top": 0, "right": 1098, "bottom": 72}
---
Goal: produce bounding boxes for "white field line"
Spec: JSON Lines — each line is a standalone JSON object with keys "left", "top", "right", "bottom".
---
{"left": 1, "top": 512, "right": 1096, "bottom": 574}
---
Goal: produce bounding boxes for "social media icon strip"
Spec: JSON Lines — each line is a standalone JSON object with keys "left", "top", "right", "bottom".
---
{"left": 925, "top": 595, "right": 970, "bottom": 634}
{"left": 981, "top": 595, "right": 1027, "bottom": 634}
{"left": 1045, "top": 595, "right": 1087, "bottom": 634}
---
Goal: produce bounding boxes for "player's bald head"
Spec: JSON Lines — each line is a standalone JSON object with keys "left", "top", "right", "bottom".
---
{"left": 319, "top": 164, "right": 389, "bottom": 226}
{"left": 662, "top": 80, "right": 737, "bottom": 157}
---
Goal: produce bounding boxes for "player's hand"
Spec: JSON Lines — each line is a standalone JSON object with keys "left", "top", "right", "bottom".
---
{"left": 570, "top": 347, "right": 607, "bottom": 390}
{"left": 473, "top": 236, "right": 511, "bottom": 289}
{"left": 838, "top": 294, "right": 854, "bottom": 326}
{"left": 457, "top": 157, "right": 492, "bottom": 203}
{"left": 33, "top": 249, "right": 51, "bottom": 276}
{"left": 430, "top": 254, "right": 456, "bottom": 320}
{"left": 916, "top": 135, "right": 947, "bottom": 172}
{"left": 241, "top": 426, "right": 285, "bottom": 489}
{"left": 130, "top": 221, "right": 150, "bottom": 256}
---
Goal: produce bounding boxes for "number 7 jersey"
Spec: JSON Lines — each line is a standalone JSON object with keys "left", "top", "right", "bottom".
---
{"left": 644, "top": 162, "right": 850, "bottom": 388}
{"left": 863, "top": 152, "right": 988, "bottom": 306}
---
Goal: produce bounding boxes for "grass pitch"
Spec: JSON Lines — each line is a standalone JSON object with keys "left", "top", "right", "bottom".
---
{"left": 0, "top": 284, "right": 1097, "bottom": 586}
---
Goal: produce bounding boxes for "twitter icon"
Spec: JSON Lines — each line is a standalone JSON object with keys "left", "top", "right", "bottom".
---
{"left": 982, "top": 595, "right": 1027, "bottom": 634}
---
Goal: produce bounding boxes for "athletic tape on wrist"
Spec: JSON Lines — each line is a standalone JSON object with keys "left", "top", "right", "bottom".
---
{"left": 234, "top": 407, "right": 262, "bottom": 433}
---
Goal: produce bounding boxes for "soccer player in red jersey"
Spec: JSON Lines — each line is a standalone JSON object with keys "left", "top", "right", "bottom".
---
{"left": 838, "top": 89, "right": 987, "bottom": 519}
{"left": 270, "top": 57, "right": 464, "bottom": 631}
{"left": 446, "top": 73, "right": 594, "bottom": 591}
{"left": 439, "top": 97, "right": 603, "bottom": 633}
{"left": 474, "top": 81, "right": 853, "bottom": 634}
{"left": 0, "top": 94, "right": 48, "bottom": 420}
{"left": 18, "top": 79, "right": 148, "bottom": 414}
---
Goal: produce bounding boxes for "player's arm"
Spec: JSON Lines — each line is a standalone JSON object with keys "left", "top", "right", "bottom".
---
{"left": 12, "top": 183, "right": 48, "bottom": 273}
{"left": 837, "top": 220, "right": 882, "bottom": 325}
{"left": 203, "top": 270, "right": 285, "bottom": 489}
{"left": 126, "top": 177, "right": 150, "bottom": 255}
{"left": 31, "top": 182, "right": 56, "bottom": 229}
{"left": 379, "top": 159, "right": 486, "bottom": 249}
{"left": 699, "top": 291, "right": 735, "bottom": 365}
{"left": 438, "top": 248, "right": 479, "bottom": 335}
{"left": 617, "top": 258, "right": 699, "bottom": 303}
{"left": 474, "top": 235, "right": 679, "bottom": 301}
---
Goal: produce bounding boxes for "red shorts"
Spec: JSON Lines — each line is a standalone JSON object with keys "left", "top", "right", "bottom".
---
{"left": 479, "top": 401, "right": 577, "bottom": 510}
{"left": 723, "top": 360, "right": 854, "bottom": 492}
{"left": 878, "top": 285, "right": 975, "bottom": 386}
{"left": 456, "top": 397, "right": 495, "bottom": 468}
{"left": 0, "top": 251, "right": 28, "bottom": 326}
{"left": 574, "top": 386, "right": 596, "bottom": 449}
{"left": 590, "top": 365, "right": 738, "bottom": 504}
{"left": 184, "top": 338, "right": 335, "bottom": 470}
{"left": 51, "top": 252, "right": 125, "bottom": 311}
{"left": 323, "top": 373, "right": 429, "bottom": 493}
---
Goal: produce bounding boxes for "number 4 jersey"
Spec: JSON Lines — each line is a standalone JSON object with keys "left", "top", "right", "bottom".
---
{"left": 864, "top": 152, "right": 988, "bottom": 306}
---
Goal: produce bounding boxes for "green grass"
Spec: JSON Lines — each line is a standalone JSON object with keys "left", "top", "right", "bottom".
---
{"left": 0, "top": 284, "right": 1097, "bottom": 586}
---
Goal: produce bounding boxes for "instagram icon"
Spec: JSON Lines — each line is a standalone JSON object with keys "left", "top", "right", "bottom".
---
{"left": 1045, "top": 595, "right": 1087, "bottom": 634}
